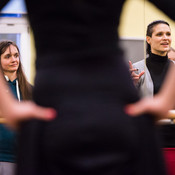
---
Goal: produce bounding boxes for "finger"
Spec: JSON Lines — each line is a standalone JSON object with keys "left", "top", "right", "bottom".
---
{"left": 30, "top": 106, "right": 57, "bottom": 120}
{"left": 139, "top": 71, "right": 145, "bottom": 78}
{"left": 128, "top": 60, "right": 133, "bottom": 69}
{"left": 132, "top": 76, "right": 139, "bottom": 80}
{"left": 124, "top": 99, "right": 149, "bottom": 116}
{"left": 6, "top": 102, "right": 57, "bottom": 130}
{"left": 19, "top": 102, "right": 57, "bottom": 121}
{"left": 130, "top": 68, "right": 139, "bottom": 73}
{"left": 131, "top": 70, "right": 140, "bottom": 77}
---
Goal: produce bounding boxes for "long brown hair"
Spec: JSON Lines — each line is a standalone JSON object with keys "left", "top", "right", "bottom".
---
{"left": 0, "top": 40, "right": 32, "bottom": 100}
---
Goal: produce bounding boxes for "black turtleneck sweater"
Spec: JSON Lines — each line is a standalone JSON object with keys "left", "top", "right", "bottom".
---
{"left": 147, "top": 53, "right": 175, "bottom": 148}
{"left": 146, "top": 52, "right": 172, "bottom": 94}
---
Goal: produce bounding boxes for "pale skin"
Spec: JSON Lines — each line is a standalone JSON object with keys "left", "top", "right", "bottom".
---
{"left": 1, "top": 45, "right": 19, "bottom": 81}
{"left": 129, "top": 23, "right": 172, "bottom": 86}
{"left": 128, "top": 60, "right": 145, "bottom": 86}
{"left": 168, "top": 48, "right": 175, "bottom": 61}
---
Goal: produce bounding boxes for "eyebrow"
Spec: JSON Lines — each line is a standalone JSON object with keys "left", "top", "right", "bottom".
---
{"left": 155, "top": 31, "right": 171, "bottom": 34}
{"left": 4, "top": 52, "right": 19, "bottom": 57}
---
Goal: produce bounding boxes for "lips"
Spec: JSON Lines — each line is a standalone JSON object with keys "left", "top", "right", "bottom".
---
{"left": 10, "top": 64, "right": 18, "bottom": 67}
{"left": 161, "top": 43, "right": 169, "bottom": 48}
{"left": 161, "top": 43, "right": 169, "bottom": 45}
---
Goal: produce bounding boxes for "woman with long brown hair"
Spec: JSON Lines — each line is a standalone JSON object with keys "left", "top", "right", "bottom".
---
{"left": 0, "top": 40, "right": 32, "bottom": 100}
{"left": 0, "top": 40, "right": 32, "bottom": 175}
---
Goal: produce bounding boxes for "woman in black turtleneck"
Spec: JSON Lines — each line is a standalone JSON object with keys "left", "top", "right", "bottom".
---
{"left": 131, "top": 20, "right": 175, "bottom": 154}
{"left": 131, "top": 20, "right": 174, "bottom": 97}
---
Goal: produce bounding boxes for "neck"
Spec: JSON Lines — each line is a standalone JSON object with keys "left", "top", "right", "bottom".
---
{"left": 148, "top": 52, "right": 168, "bottom": 63}
{"left": 4, "top": 71, "right": 17, "bottom": 81}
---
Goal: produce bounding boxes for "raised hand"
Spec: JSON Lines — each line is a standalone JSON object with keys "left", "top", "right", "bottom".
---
{"left": 128, "top": 60, "right": 145, "bottom": 86}
{"left": 125, "top": 64, "right": 175, "bottom": 121}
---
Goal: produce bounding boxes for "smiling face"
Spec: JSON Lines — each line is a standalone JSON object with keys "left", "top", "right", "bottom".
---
{"left": 0, "top": 45, "right": 20, "bottom": 76}
{"left": 146, "top": 23, "right": 172, "bottom": 56}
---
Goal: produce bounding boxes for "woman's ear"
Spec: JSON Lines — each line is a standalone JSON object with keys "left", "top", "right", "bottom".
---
{"left": 146, "top": 36, "right": 151, "bottom": 45}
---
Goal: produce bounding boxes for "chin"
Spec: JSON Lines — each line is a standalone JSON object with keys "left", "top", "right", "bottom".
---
{"left": 10, "top": 69, "right": 18, "bottom": 72}
{"left": 162, "top": 48, "right": 169, "bottom": 53}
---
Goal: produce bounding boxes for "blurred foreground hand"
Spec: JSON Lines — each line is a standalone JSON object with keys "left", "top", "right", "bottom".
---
{"left": 125, "top": 94, "right": 171, "bottom": 122}
{"left": 0, "top": 100, "right": 56, "bottom": 130}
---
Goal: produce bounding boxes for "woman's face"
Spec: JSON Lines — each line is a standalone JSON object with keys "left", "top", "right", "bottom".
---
{"left": 146, "top": 23, "right": 172, "bottom": 56}
{"left": 0, "top": 45, "right": 19, "bottom": 74}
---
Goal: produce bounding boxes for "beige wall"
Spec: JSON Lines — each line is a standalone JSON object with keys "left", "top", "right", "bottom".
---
{"left": 30, "top": 32, "right": 36, "bottom": 84}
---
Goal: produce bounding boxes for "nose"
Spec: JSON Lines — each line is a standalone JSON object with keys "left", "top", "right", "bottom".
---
{"left": 163, "top": 34, "right": 168, "bottom": 39}
{"left": 11, "top": 55, "right": 17, "bottom": 61}
{"left": 163, "top": 34, "right": 171, "bottom": 40}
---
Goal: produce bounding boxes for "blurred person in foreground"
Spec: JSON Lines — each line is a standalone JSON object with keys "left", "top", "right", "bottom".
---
{"left": 1, "top": 0, "right": 175, "bottom": 175}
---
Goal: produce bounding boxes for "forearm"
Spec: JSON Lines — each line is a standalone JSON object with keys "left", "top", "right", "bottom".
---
{"left": 0, "top": 71, "right": 16, "bottom": 116}
{"left": 158, "top": 64, "right": 175, "bottom": 110}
